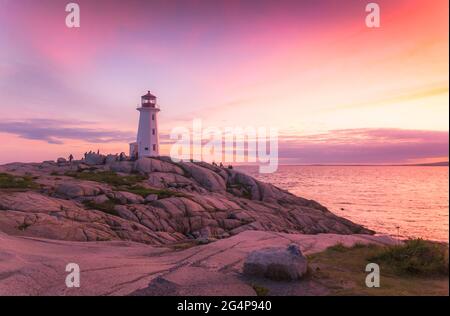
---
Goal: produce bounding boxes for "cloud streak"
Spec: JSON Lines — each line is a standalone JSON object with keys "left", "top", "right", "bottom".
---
{"left": 278, "top": 128, "right": 449, "bottom": 164}
{"left": 0, "top": 119, "right": 134, "bottom": 144}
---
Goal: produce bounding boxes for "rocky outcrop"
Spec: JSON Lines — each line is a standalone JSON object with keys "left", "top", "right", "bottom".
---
{"left": 55, "top": 181, "right": 105, "bottom": 198}
{"left": 84, "top": 153, "right": 105, "bottom": 165}
{"left": 177, "top": 162, "right": 226, "bottom": 192}
{"left": 0, "top": 191, "right": 185, "bottom": 245}
{"left": 0, "top": 157, "right": 374, "bottom": 246}
{"left": 134, "top": 158, "right": 184, "bottom": 175}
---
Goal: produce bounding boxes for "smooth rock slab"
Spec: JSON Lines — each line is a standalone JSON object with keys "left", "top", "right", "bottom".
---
{"left": 243, "top": 244, "right": 308, "bottom": 281}
{"left": 0, "top": 230, "right": 397, "bottom": 295}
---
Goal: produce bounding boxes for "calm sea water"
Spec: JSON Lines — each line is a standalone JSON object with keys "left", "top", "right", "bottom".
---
{"left": 236, "top": 166, "right": 449, "bottom": 242}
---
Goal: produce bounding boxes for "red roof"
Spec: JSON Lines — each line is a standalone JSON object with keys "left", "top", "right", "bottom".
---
{"left": 142, "top": 90, "right": 156, "bottom": 99}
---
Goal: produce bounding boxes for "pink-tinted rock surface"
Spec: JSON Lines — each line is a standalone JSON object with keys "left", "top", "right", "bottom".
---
{"left": 0, "top": 230, "right": 396, "bottom": 296}
{"left": 0, "top": 158, "right": 373, "bottom": 246}
{"left": 0, "top": 158, "right": 384, "bottom": 295}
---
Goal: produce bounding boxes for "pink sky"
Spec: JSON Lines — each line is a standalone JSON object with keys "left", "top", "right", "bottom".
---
{"left": 0, "top": 0, "right": 448, "bottom": 164}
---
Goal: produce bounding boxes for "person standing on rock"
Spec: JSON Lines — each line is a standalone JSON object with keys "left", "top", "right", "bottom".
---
{"left": 68, "top": 154, "right": 74, "bottom": 163}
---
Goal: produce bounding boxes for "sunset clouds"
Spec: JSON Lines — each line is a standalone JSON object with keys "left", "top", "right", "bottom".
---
{"left": 0, "top": 0, "right": 448, "bottom": 164}
{"left": 277, "top": 128, "right": 449, "bottom": 164}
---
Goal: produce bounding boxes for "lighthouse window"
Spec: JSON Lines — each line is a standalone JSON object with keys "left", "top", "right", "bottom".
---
{"left": 144, "top": 147, "right": 149, "bottom": 151}
{"left": 152, "top": 129, "right": 155, "bottom": 135}
{"left": 153, "top": 144, "right": 156, "bottom": 151}
{"left": 152, "top": 114, "right": 155, "bottom": 120}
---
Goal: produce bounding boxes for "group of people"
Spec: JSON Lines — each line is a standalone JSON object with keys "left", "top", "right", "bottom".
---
{"left": 84, "top": 149, "right": 100, "bottom": 158}
{"left": 66, "top": 150, "right": 128, "bottom": 163}
{"left": 66, "top": 153, "right": 231, "bottom": 167}
{"left": 212, "top": 161, "right": 233, "bottom": 169}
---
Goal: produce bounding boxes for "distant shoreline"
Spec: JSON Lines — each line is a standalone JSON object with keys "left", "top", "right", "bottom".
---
{"left": 1, "top": 161, "right": 448, "bottom": 168}
{"left": 237, "top": 162, "right": 449, "bottom": 167}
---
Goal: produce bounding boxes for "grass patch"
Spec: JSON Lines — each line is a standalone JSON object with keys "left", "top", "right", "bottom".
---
{"left": 327, "top": 242, "right": 377, "bottom": 253}
{"left": 369, "top": 239, "right": 449, "bottom": 277}
{"left": 82, "top": 199, "right": 119, "bottom": 216}
{"left": 325, "top": 243, "right": 348, "bottom": 253}
{"left": 252, "top": 284, "right": 270, "bottom": 296}
{"left": 226, "top": 183, "right": 252, "bottom": 199}
{"left": 65, "top": 171, "right": 147, "bottom": 186}
{"left": 120, "top": 185, "right": 188, "bottom": 199}
{"left": 167, "top": 240, "right": 198, "bottom": 251}
{"left": 0, "top": 173, "right": 40, "bottom": 190}
{"left": 64, "top": 170, "right": 186, "bottom": 201}
{"left": 307, "top": 241, "right": 449, "bottom": 296}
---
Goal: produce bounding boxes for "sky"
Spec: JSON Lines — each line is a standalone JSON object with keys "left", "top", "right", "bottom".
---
{"left": 0, "top": 0, "right": 448, "bottom": 164}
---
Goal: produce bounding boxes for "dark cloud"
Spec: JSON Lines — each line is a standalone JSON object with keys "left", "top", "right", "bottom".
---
{"left": 0, "top": 119, "right": 135, "bottom": 144}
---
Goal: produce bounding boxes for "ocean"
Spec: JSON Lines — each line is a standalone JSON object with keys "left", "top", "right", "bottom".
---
{"left": 236, "top": 165, "right": 449, "bottom": 242}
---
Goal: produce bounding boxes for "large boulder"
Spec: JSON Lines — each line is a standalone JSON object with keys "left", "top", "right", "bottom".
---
{"left": 85, "top": 153, "right": 105, "bottom": 166}
{"left": 134, "top": 158, "right": 184, "bottom": 175}
{"left": 105, "top": 154, "right": 118, "bottom": 164}
{"left": 109, "top": 161, "right": 134, "bottom": 173}
{"left": 0, "top": 191, "right": 76, "bottom": 213}
{"left": 55, "top": 182, "right": 104, "bottom": 198}
{"left": 178, "top": 162, "right": 226, "bottom": 192}
{"left": 147, "top": 172, "right": 201, "bottom": 191}
{"left": 108, "top": 191, "right": 144, "bottom": 204}
{"left": 56, "top": 157, "right": 67, "bottom": 164}
{"left": 243, "top": 244, "right": 308, "bottom": 280}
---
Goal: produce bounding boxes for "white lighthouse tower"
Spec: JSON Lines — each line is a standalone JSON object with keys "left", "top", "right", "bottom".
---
{"left": 129, "top": 91, "right": 160, "bottom": 159}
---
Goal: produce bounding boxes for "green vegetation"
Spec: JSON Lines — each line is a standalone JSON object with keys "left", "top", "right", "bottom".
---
{"left": 82, "top": 199, "right": 119, "bottom": 216}
{"left": 0, "top": 173, "right": 40, "bottom": 190}
{"left": 369, "top": 239, "right": 449, "bottom": 276}
{"left": 326, "top": 242, "right": 376, "bottom": 253}
{"left": 17, "top": 222, "right": 31, "bottom": 231}
{"left": 227, "top": 183, "right": 252, "bottom": 199}
{"left": 168, "top": 240, "right": 198, "bottom": 251}
{"left": 121, "top": 185, "right": 188, "bottom": 199}
{"left": 64, "top": 171, "right": 147, "bottom": 186}
{"left": 252, "top": 284, "right": 270, "bottom": 296}
{"left": 308, "top": 241, "right": 449, "bottom": 296}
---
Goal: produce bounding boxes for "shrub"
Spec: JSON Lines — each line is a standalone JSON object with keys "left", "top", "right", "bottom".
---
{"left": 325, "top": 243, "right": 348, "bottom": 253}
{"left": 252, "top": 284, "right": 270, "bottom": 296}
{"left": 65, "top": 171, "right": 146, "bottom": 186}
{"left": 0, "top": 173, "right": 39, "bottom": 190}
{"left": 82, "top": 199, "right": 119, "bottom": 216}
{"left": 17, "top": 222, "right": 31, "bottom": 231}
{"left": 369, "top": 239, "right": 449, "bottom": 276}
{"left": 122, "top": 185, "right": 188, "bottom": 199}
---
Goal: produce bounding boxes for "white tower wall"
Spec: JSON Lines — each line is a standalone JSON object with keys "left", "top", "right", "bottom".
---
{"left": 136, "top": 107, "right": 160, "bottom": 157}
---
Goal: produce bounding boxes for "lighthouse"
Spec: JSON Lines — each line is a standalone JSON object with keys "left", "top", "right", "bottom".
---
{"left": 129, "top": 91, "right": 160, "bottom": 159}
